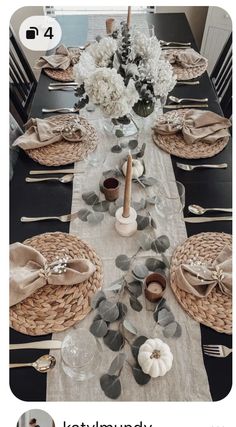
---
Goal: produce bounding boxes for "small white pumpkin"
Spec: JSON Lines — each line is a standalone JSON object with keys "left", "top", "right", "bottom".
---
{"left": 122, "top": 159, "right": 144, "bottom": 179}
{"left": 138, "top": 338, "right": 173, "bottom": 378}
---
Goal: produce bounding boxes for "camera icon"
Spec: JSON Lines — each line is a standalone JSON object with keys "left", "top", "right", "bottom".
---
{"left": 26, "top": 26, "right": 39, "bottom": 39}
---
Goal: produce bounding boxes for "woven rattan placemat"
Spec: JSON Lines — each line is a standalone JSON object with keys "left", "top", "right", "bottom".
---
{"left": 170, "top": 232, "right": 232, "bottom": 334}
{"left": 152, "top": 109, "right": 229, "bottom": 159}
{"left": 44, "top": 66, "right": 75, "bottom": 82}
{"left": 26, "top": 114, "right": 98, "bottom": 166}
{"left": 10, "top": 232, "right": 103, "bottom": 336}
{"left": 164, "top": 48, "right": 208, "bottom": 80}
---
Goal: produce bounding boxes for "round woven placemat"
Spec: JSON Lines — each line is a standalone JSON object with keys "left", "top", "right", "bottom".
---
{"left": 152, "top": 109, "right": 229, "bottom": 159}
{"left": 10, "top": 232, "right": 103, "bottom": 336}
{"left": 170, "top": 232, "right": 232, "bottom": 334}
{"left": 164, "top": 48, "right": 208, "bottom": 80}
{"left": 26, "top": 115, "right": 98, "bottom": 166}
{"left": 44, "top": 66, "right": 75, "bottom": 82}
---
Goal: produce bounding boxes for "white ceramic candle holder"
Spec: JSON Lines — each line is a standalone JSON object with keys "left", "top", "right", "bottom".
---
{"left": 115, "top": 207, "right": 137, "bottom": 237}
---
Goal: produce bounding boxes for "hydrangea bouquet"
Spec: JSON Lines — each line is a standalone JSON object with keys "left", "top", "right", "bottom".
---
{"left": 73, "top": 22, "right": 176, "bottom": 126}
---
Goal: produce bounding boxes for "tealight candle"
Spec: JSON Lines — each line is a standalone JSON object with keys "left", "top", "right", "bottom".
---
{"left": 144, "top": 273, "right": 166, "bottom": 302}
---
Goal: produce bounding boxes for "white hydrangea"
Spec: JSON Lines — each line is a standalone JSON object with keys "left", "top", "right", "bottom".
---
{"left": 86, "top": 37, "right": 117, "bottom": 67}
{"left": 73, "top": 51, "right": 96, "bottom": 87}
{"left": 131, "top": 31, "right": 162, "bottom": 63}
{"left": 153, "top": 59, "right": 176, "bottom": 97}
{"left": 84, "top": 68, "right": 139, "bottom": 118}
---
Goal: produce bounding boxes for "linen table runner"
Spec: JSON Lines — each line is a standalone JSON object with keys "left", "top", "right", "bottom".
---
{"left": 47, "top": 111, "right": 212, "bottom": 401}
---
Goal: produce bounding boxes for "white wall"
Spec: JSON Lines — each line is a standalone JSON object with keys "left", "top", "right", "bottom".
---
{"left": 10, "top": 6, "right": 45, "bottom": 80}
{"left": 155, "top": 6, "right": 208, "bottom": 48}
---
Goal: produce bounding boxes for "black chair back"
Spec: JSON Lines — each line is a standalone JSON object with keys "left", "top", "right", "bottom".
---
{"left": 211, "top": 33, "right": 232, "bottom": 118}
{"left": 10, "top": 26, "right": 37, "bottom": 127}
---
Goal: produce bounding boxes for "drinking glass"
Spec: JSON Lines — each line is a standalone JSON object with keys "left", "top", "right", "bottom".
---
{"left": 147, "top": 180, "right": 185, "bottom": 219}
{"left": 61, "top": 328, "right": 102, "bottom": 381}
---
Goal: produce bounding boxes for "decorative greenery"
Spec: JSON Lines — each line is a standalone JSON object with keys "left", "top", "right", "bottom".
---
{"left": 153, "top": 297, "right": 182, "bottom": 339}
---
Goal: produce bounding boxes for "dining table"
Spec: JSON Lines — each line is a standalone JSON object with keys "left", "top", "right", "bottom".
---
{"left": 10, "top": 12, "right": 232, "bottom": 402}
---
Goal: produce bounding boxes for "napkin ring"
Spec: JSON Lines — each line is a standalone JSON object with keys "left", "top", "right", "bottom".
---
{"left": 39, "top": 255, "right": 70, "bottom": 279}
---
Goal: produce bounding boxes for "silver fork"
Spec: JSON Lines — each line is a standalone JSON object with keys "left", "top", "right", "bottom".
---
{"left": 176, "top": 162, "right": 228, "bottom": 171}
{"left": 203, "top": 345, "right": 232, "bottom": 358}
{"left": 21, "top": 211, "right": 79, "bottom": 222}
{"left": 42, "top": 107, "right": 80, "bottom": 113}
{"left": 160, "top": 40, "right": 191, "bottom": 46}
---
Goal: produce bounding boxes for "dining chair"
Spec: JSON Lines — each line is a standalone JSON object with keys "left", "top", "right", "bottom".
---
{"left": 10, "top": 26, "right": 37, "bottom": 128}
{"left": 9, "top": 113, "right": 22, "bottom": 180}
{"left": 211, "top": 33, "right": 232, "bottom": 118}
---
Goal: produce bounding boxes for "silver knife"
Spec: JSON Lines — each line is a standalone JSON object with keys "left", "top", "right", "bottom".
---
{"left": 49, "top": 82, "right": 77, "bottom": 87}
{"left": 48, "top": 86, "right": 76, "bottom": 91}
{"left": 10, "top": 340, "right": 62, "bottom": 350}
{"left": 164, "top": 104, "right": 208, "bottom": 109}
{"left": 184, "top": 216, "right": 232, "bottom": 223}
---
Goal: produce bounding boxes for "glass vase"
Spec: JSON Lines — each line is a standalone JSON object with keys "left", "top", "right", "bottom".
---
{"left": 103, "top": 115, "right": 139, "bottom": 137}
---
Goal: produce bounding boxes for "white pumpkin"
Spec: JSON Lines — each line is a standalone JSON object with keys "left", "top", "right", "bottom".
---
{"left": 122, "top": 159, "right": 144, "bottom": 179}
{"left": 138, "top": 338, "right": 173, "bottom": 378}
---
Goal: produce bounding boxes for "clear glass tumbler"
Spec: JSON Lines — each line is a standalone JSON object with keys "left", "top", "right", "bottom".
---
{"left": 61, "top": 328, "right": 102, "bottom": 381}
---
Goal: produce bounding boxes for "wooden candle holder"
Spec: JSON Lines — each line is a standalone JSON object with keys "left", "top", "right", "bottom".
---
{"left": 115, "top": 207, "right": 137, "bottom": 237}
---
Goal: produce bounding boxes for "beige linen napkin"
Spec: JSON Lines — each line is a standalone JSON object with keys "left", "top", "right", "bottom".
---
{"left": 166, "top": 48, "right": 207, "bottom": 69}
{"left": 154, "top": 109, "right": 231, "bottom": 144}
{"left": 10, "top": 242, "right": 96, "bottom": 306}
{"left": 12, "top": 117, "right": 84, "bottom": 150}
{"left": 175, "top": 245, "right": 232, "bottom": 298}
{"left": 34, "top": 44, "right": 80, "bottom": 70}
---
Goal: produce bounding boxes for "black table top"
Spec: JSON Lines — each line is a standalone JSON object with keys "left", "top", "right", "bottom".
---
{"left": 10, "top": 12, "right": 232, "bottom": 402}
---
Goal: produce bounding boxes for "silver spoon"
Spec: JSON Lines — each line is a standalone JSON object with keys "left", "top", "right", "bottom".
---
{"left": 169, "top": 96, "right": 208, "bottom": 104}
{"left": 25, "top": 174, "right": 74, "bottom": 184}
{"left": 188, "top": 204, "right": 232, "bottom": 215}
{"left": 9, "top": 354, "right": 56, "bottom": 373}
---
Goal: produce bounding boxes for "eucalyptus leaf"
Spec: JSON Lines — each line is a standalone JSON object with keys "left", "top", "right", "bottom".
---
{"left": 98, "top": 300, "right": 120, "bottom": 322}
{"left": 90, "top": 319, "right": 108, "bottom": 337}
{"left": 115, "top": 129, "right": 124, "bottom": 138}
{"left": 131, "top": 335, "right": 148, "bottom": 360}
{"left": 87, "top": 212, "right": 104, "bottom": 224}
{"left": 115, "top": 254, "right": 130, "bottom": 271}
{"left": 139, "top": 176, "right": 157, "bottom": 187}
{"left": 132, "top": 263, "right": 149, "bottom": 280}
{"left": 153, "top": 298, "right": 170, "bottom": 322}
{"left": 158, "top": 308, "right": 175, "bottom": 326}
{"left": 151, "top": 235, "right": 170, "bottom": 253}
{"left": 130, "top": 295, "right": 143, "bottom": 312}
{"left": 92, "top": 201, "right": 110, "bottom": 212}
{"left": 136, "top": 143, "right": 146, "bottom": 158}
{"left": 108, "top": 353, "right": 126, "bottom": 376}
{"left": 145, "top": 258, "right": 166, "bottom": 272}
{"left": 137, "top": 233, "right": 153, "bottom": 251}
{"left": 117, "top": 302, "right": 128, "bottom": 320}
{"left": 150, "top": 216, "right": 157, "bottom": 229}
{"left": 109, "top": 203, "right": 118, "bottom": 217}
{"left": 174, "top": 322, "right": 182, "bottom": 338}
{"left": 120, "top": 141, "right": 128, "bottom": 149}
{"left": 117, "top": 116, "right": 131, "bottom": 125}
{"left": 127, "top": 281, "right": 142, "bottom": 297}
{"left": 103, "top": 330, "right": 125, "bottom": 351}
{"left": 82, "top": 191, "right": 99, "bottom": 205}
{"left": 132, "top": 198, "right": 146, "bottom": 211}
{"left": 90, "top": 290, "right": 106, "bottom": 309}
{"left": 161, "top": 253, "right": 170, "bottom": 268}
{"left": 128, "top": 139, "right": 138, "bottom": 150}
{"left": 163, "top": 321, "right": 178, "bottom": 338}
{"left": 137, "top": 215, "right": 150, "bottom": 231}
{"left": 78, "top": 208, "right": 91, "bottom": 222}
{"left": 100, "top": 374, "right": 121, "bottom": 399}
{"left": 93, "top": 313, "right": 102, "bottom": 321}
{"left": 108, "top": 278, "right": 124, "bottom": 292}
{"left": 111, "top": 144, "right": 122, "bottom": 153}
{"left": 123, "top": 319, "right": 138, "bottom": 335}
{"left": 132, "top": 365, "right": 151, "bottom": 385}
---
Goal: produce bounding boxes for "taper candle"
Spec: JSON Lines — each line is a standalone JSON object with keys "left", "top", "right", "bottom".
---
{"left": 123, "top": 153, "right": 132, "bottom": 218}
{"left": 127, "top": 6, "right": 131, "bottom": 29}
